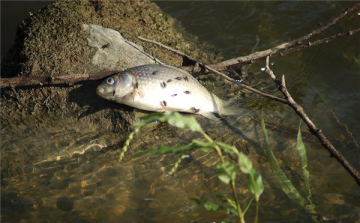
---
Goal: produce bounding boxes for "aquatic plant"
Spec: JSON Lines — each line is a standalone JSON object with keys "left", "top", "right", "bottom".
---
{"left": 261, "top": 116, "right": 317, "bottom": 221}
{"left": 121, "top": 112, "right": 264, "bottom": 223}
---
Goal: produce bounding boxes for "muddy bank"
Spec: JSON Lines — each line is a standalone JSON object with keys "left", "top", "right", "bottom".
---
{"left": 0, "top": 0, "right": 225, "bottom": 171}
{"left": 0, "top": 2, "right": 251, "bottom": 219}
{"left": 0, "top": 2, "right": 243, "bottom": 222}
{"left": 0, "top": 1, "right": 222, "bottom": 130}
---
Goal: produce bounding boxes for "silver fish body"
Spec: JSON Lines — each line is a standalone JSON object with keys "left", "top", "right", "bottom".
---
{"left": 96, "top": 64, "right": 238, "bottom": 120}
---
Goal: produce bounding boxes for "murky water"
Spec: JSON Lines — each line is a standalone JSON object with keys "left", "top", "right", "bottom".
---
{"left": 1, "top": 2, "right": 360, "bottom": 223}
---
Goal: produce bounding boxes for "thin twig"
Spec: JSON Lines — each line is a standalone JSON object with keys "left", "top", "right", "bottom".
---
{"left": 211, "top": 3, "right": 360, "bottom": 70}
{"left": 270, "top": 28, "right": 360, "bottom": 59}
{"left": 137, "top": 36, "right": 360, "bottom": 185}
{"left": 138, "top": 36, "right": 289, "bottom": 105}
{"left": 264, "top": 56, "right": 360, "bottom": 186}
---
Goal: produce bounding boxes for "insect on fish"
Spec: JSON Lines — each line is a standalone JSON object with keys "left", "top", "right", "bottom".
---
{"left": 96, "top": 64, "right": 240, "bottom": 120}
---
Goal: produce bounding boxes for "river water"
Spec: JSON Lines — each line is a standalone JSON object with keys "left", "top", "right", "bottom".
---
{"left": 1, "top": 2, "right": 359, "bottom": 223}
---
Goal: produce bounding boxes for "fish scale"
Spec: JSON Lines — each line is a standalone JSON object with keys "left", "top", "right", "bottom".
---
{"left": 96, "top": 64, "right": 239, "bottom": 120}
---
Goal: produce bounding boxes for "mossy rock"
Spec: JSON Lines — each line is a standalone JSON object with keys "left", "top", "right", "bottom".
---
{"left": 1, "top": 0, "right": 217, "bottom": 124}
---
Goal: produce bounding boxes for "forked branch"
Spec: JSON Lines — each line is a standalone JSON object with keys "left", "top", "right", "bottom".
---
{"left": 264, "top": 56, "right": 360, "bottom": 186}
{"left": 211, "top": 3, "right": 360, "bottom": 70}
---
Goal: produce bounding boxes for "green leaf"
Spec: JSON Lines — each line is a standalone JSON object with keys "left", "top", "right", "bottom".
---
{"left": 215, "top": 141, "right": 237, "bottom": 154}
{"left": 136, "top": 139, "right": 217, "bottom": 158}
{"left": 134, "top": 113, "right": 165, "bottom": 128}
{"left": 296, "top": 121, "right": 310, "bottom": 194}
{"left": 204, "top": 201, "right": 220, "bottom": 212}
{"left": 248, "top": 169, "right": 264, "bottom": 201}
{"left": 191, "top": 199, "right": 222, "bottom": 212}
{"left": 238, "top": 152, "right": 253, "bottom": 174}
{"left": 216, "top": 161, "right": 236, "bottom": 184}
{"left": 261, "top": 116, "right": 307, "bottom": 208}
{"left": 160, "top": 112, "right": 202, "bottom": 131}
{"left": 218, "top": 195, "right": 237, "bottom": 210}
{"left": 261, "top": 115, "right": 270, "bottom": 147}
{"left": 218, "top": 196, "right": 238, "bottom": 216}
{"left": 296, "top": 121, "right": 314, "bottom": 209}
{"left": 192, "top": 139, "right": 215, "bottom": 152}
{"left": 134, "top": 112, "right": 202, "bottom": 132}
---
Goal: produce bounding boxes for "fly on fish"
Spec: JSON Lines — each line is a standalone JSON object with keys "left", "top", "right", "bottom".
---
{"left": 96, "top": 64, "right": 240, "bottom": 120}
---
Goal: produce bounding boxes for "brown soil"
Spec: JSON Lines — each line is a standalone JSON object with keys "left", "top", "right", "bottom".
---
{"left": 0, "top": 0, "right": 219, "bottom": 128}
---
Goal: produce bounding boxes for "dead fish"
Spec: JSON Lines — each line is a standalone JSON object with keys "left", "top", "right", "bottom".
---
{"left": 96, "top": 64, "right": 240, "bottom": 120}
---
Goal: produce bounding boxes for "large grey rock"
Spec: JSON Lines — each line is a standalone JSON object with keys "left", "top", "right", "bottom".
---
{"left": 83, "top": 24, "right": 162, "bottom": 70}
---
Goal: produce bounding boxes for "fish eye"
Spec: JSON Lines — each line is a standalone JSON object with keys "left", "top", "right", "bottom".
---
{"left": 106, "top": 78, "right": 114, "bottom": 85}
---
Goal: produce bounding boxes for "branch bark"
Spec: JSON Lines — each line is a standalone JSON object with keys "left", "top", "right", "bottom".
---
{"left": 0, "top": 71, "right": 119, "bottom": 88}
{"left": 140, "top": 36, "right": 360, "bottom": 185}
{"left": 210, "top": 3, "right": 360, "bottom": 70}
{"left": 264, "top": 56, "right": 360, "bottom": 186}
{"left": 1, "top": 3, "right": 357, "bottom": 90}
{"left": 138, "top": 36, "right": 289, "bottom": 105}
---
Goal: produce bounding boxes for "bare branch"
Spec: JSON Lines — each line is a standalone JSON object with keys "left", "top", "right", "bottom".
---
{"left": 0, "top": 71, "right": 119, "bottom": 88}
{"left": 139, "top": 36, "right": 289, "bottom": 104}
{"left": 270, "top": 28, "right": 360, "bottom": 58}
{"left": 211, "top": 3, "right": 360, "bottom": 70}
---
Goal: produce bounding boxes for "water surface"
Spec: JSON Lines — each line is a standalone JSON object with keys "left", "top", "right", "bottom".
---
{"left": 1, "top": 2, "right": 359, "bottom": 223}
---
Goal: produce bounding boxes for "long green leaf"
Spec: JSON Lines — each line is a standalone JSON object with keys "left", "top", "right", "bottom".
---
{"left": 296, "top": 121, "right": 315, "bottom": 213}
{"left": 248, "top": 169, "right": 264, "bottom": 202}
{"left": 215, "top": 141, "right": 237, "bottom": 154}
{"left": 261, "top": 116, "right": 307, "bottom": 208}
{"left": 296, "top": 121, "right": 310, "bottom": 195}
{"left": 238, "top": 152, "right": 253, "bottom": 174}
{"left": 135, "top": 140, "right": 216, "bottom": 157}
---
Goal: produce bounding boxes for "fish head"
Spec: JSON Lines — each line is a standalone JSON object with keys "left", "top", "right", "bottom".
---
{"left": 96, "top": 73, "right": 133, "bottom": 101}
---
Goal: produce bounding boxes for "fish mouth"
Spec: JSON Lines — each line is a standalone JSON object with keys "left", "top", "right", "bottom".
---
{"left": 96, "top": 86, "right": 115, "bottom": 100}
{"left": 96, "top": 86, "right": 104, "bottom": 96}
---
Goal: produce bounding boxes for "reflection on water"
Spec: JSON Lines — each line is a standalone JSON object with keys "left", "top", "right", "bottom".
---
{"left": 1, "top": 1, "right": 360, "bottom": 223}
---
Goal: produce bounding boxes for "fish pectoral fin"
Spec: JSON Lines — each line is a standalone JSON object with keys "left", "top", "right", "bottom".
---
{"left": 201, "top": 112, "right": 221, "bottom": 121}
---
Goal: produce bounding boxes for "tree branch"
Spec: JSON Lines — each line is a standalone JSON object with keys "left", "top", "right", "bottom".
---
{"left": 138, "top": 36, "right": 289, "bottom": 104}
{"left": 264, "top": 56, "right": 360, "bottom": 186}
{"left": 269, "top": 28, "right": 360, "bottom": 59}
{"left": 210, "top": 3, "right": 360, "bottom": 70}
{"left": 138, "top": 36, "right": 360, "bottom": 186}
{"left": 1, "top": 3, "right": 357, "bottom": 91}
{"left": 0, "top": 71, "right": 119, "bottom": 88}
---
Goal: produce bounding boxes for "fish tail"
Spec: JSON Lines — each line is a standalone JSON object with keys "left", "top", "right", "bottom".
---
{"left": 215, "top": 96, "right": 243, "bottom": 116}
